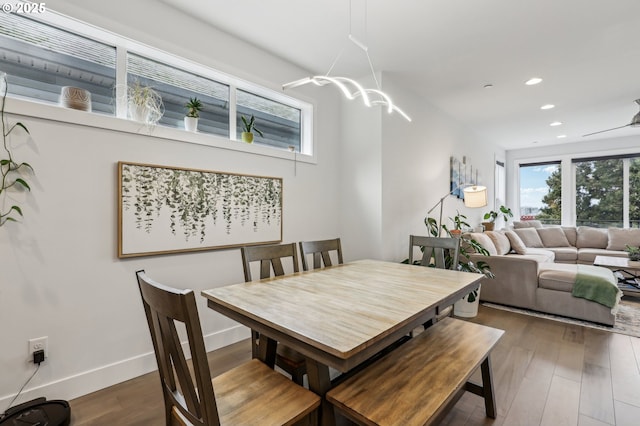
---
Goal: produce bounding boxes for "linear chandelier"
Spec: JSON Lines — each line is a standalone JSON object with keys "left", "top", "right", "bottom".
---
{"left": 282, "top": 1, "right": 411, "bottom": 122}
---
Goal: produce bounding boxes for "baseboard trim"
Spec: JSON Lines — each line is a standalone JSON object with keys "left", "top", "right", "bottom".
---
{"left": 0, "top": 325, "right": 249, "bottom": 407}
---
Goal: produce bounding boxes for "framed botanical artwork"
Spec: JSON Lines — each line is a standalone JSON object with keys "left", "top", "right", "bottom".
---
{"left": 118, "top": 161, "right": 283, "bottom": 258}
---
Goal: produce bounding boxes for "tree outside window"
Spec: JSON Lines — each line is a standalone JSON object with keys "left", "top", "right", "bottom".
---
{"left": 630, "top": 157, "right": 640, "bottom": 227}
{"left": 575, "top": 158, "right": 623, "bottom": 228}
{"left": 519, "top": 163, "right": 561, "bottom": 225}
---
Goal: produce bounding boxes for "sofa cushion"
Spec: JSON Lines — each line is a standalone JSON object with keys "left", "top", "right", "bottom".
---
{"left": 485, "top": 231, "right": 511, "bottom": 255}
{"left": 576, "top": 226, "right": 608, "bottom": 249}
{"left": 467, "top": 232, "right": 498, "bottom": 255}
{"left": 607, "top": 227, "right": 640, "bottom": 250}
{"left": 538, "top": 263, "right": 578, "bottom": 292}
{"left": 505, "top": 231, "right": 527, "bottom": 254}
{"left": 522, "top": 248, "right": 555, "bottom": 263}
{"left": 537, "top": 227, "right": 571, "bottom": 247}
{"left": 562, "top": 226, "right": 577, "bottom": 247}
{"left": 577, "top": 248, "right": 627, "bottom": 264}
{"left": 546, "top": 247, "right": 578, "bottom": 263}
{"left": 513, "top": 220, "right": 543, "bottom": 229}
{"left": 514, "top": 228, "right": 544, "bottom": 248}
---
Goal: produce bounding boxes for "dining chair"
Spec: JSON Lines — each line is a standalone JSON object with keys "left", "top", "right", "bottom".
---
{"left": 409, "top": 235, "right": 461, "bottom": 321}
{"left": 299, "top": 238, "right": 344, "bottom": 271}
{"left": 240, "top": 243, "right": 307, "bottom": 385}
{"left": 136, "top": 270, "right": 320, "bottom": 426}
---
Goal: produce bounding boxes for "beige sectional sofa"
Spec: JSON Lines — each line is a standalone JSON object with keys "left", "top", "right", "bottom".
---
{"left": 466, "top": 222, "right": 633, "bottom": 326}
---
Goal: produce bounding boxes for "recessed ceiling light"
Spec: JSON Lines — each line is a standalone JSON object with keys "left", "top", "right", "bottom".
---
{"left": 525, "top": 77, "right": 543, "bottom": 85}
{"left": 557, "top": 134, "right": 567, "bottom": 139}
{"left": 541, "top": 104, "right": 555, "bottom": 110}
{"left": 550, "top": 121, "right": 562, "bottom": 126}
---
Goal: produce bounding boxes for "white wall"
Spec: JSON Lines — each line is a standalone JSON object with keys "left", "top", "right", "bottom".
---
{"left": 1, "top": 0, "right": 342, "bottom": 406}
{"left": 340, "top": 73, "right": 504, "bottom": 263}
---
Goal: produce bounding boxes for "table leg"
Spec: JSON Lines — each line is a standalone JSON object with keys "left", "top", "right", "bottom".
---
{"left": 480, "top": 355, "right": 497, "bottom": 418}
{"left": 305, "top": 358, "right": 335, "bottom": 426}
{"left": 257, "top": 335, "right": 277, "bottom": 369}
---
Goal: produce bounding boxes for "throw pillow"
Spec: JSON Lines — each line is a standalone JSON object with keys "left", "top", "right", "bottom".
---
{"left": 607, "top": 227, "right": 640, "bottom": 250}
{"left": 513, "top": 221, "right": 532, "bottom": 229}
{"left": 513, "top": 220, "right": 543, "bottom": 229}
{"left": 537, "top": 227, "right": 571, "bottom": 247}
{"left": 514, "top": 228, "right": 544, "bottom": 248}
{"left": 562, "top": 226, "right": 577, "bottom": 246}
{"left": 505, "top": 231, "right": 527, "bottom": 254}
{"left": 466, "top": 232, "right": 498, "bottom": 255}
{"left": 485, "top": 231, "right": 511, "bottom": 255}
{"left": 576, "top": 226, "right": 608, "bottom": 249}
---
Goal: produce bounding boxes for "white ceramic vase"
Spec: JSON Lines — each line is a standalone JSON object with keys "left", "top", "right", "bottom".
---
{"left": 184, "top": 116, "right": 198, "bottom": 132}
{"left": 60, "top": 86, "right": 91, "bottom": 111}
{"left": 453, "top": 284, "right": 481, "bottom": 318}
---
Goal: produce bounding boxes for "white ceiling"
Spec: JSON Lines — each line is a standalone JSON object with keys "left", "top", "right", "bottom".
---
{"left": 161, "top": 0, "right": 640, "bottom": 150}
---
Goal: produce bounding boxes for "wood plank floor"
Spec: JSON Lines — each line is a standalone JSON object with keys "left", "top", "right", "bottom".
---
{"left": 69, "top": 304, "right": 640, "bottom": 425}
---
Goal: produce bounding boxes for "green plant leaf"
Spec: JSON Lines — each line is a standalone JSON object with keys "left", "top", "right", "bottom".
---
{"left": 10, "top": 205, "right": 23, "bottom": 216}
{"left": 14, "top": 122, "right": 30, "bottom": 134}
{"left": 14, "top": 178, "right": 31, "bottom": 191}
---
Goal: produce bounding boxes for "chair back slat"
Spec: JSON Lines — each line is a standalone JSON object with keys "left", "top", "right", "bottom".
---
{"left": 409, "top": 235, "right": 460, "bottom": 270}
{"left": 136, "top": 271, "right": 219, "bottom": 426}
{"left": 241, "top": 243, "right": 299, "bottom": 281}
{"left": 299, "top": 238, "right": 344, "bottom": 271}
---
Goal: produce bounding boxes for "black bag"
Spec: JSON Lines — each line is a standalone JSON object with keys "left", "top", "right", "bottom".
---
{"left": 0, "top": 397, "right": 70, "bottom": 426}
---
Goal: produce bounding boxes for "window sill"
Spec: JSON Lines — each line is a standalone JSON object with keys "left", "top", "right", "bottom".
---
{"left": 5, "top": 97, "right": 316, "bottom": 164}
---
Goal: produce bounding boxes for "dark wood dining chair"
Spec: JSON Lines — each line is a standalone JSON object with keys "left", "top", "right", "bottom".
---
{"left": 135, "top": 270, "right": 320, "bottom": 426}
{"left": 409, "top": 235, "right": 461, "bottom": 321}
{"left": 240, "top": 243, "right": 307, "bottom": 385}
{"left": 299, "top": 238, "right": 344, "bottom": 271}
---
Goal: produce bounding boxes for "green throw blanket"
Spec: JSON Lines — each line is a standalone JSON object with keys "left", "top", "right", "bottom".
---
{"left": 573, "top": 265, "right": 622, "bottom": 310}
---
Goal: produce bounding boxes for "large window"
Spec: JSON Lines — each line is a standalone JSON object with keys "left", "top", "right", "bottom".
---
{"left": 630, "top": 157, "right": 640, "bottom": 227}
{"left": 127, "top": 54, "right": 230, "bottom": 137}
{"left": 236, "top": 90, "right": 302, "bottom": 152}
{"left": 519, "top": 162, "right": 561, "bottom": 225}
{"left": 574, "top": 157, "right": 623, "bottom": 228}
{"left": 572, "top": 154, "right": 640, "bottom": 228}
{"left": 0, "top": 13, "right": 116, "bottom": 115}
{"left": 0, "top": 10, "right": 312, "bottom": 155}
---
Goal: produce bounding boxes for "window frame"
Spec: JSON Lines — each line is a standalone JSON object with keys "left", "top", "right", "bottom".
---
{"left": 514, "top": 152, "right": 640, "bottom": 228}
{"left": 1, "top": 7, "right": 315, "bottom": 161}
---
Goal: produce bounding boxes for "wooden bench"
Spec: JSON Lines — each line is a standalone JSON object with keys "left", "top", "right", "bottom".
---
{"left": 326, "top": 317, "right": 504, "bottom": 426}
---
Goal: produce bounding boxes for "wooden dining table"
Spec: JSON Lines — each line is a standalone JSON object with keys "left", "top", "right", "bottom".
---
{"left": 202, "top": 259, "right": 484, "bottom": 425}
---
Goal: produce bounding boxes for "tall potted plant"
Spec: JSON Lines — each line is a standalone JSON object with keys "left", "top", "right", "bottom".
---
{"left": 423, "top": 214, "right": 494, "bottom": 317}
{"left": 240, "top": 114, "right": 263, "bottom": 143}
{"left": 184, "top": 97, "right": 202, "bottom": 132}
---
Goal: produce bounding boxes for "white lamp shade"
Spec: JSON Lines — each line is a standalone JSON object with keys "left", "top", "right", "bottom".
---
{"left": 463, "top": 185, "right": 488, "bottom": 208}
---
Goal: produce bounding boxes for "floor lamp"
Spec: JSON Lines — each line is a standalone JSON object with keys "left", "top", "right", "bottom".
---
{"left": 427, "top": 184, "right": 488, "bottom": 237}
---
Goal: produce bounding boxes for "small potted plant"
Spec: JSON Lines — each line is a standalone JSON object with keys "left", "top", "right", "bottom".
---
{"left": 482, "top": 205, "right": 513, "bottom": 231}
{"left": 127, "top": 81, "right": 164, "bottom": 125}
{"left": 625, "top": 245, "right": 640, "bottom": 262}
{"left": 184, "top": 97, "right": 203, "bottom": 132}
{"left": 443, "top": 210, "right": 470, "bottom": 237}
{"left": 240, "top": 114, "right": 263, "bottom": 143}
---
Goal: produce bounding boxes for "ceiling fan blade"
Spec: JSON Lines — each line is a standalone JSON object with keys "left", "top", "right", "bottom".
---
{"left": 582, "top": 123, "right": 630, "bottom": 137}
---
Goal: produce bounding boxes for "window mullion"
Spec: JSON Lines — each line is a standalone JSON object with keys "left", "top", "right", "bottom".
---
{"left": 229, "top": 85, "right": 237, "bottom": 140}
{"left": 623, "top": 158, "right": 630, "bottom": 228}
{"left": 115, "top": 46, "right": 128, "bottom": 119}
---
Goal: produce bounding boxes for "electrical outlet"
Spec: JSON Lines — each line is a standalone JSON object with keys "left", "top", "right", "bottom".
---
{"left": 28, "top": 336, "right": 48, "bottom": 360}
